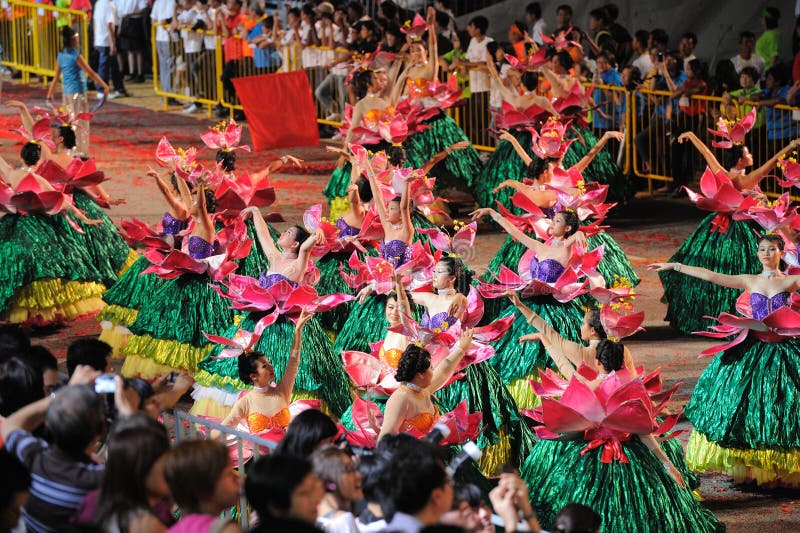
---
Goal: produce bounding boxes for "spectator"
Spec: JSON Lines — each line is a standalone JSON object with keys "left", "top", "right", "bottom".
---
{"left": 433, "top": 9, "right": 454, "bottom": 56}
{"left": 315, "top": 2, "right": 342, "bottom": 49}
{"left": 0, "top": 325, "right": 30, "bottom": 363}
{"left": 631, "top": 30, "right": 652, "bottom": 74}
{"left": 116, "top": 0, "right": 148, "bottom": 82}
{"left": 94, "top": 0, "right": 130, "bottom": 99}
{"left": 727, "top": 66, "right": 764, "bottom": 130}
{"left": 25, "top": 345, "right": 60, "bottom": 396}
{"left": 175, "top": 0, "right": 205, "bottom": 113}
{"left": 245, "top": 454, "right": 324, "bottom": 532}
{"left": 593, "top": 51, "right": 623, "bottom": 130}
{"left": 162, "top": 440, "right": 241, "bottom": 532}
{"left": 439, "top": 484, "right": 491, "bottom": 532}
{"left": 525, "top": 2, "right": 546, "bottom": 45}
{"left": 355, "top": 453, "right": 388, "bottom": 531}
{"left": 434, "top": 0, "right": 457, "bottom": 41}
{"left": 649, "top": 28, "right": 668, "bottom": 53}
{"left": 582, "top": 7, "right": 617, "bottom": 61}
{"left": 152, "top": 0, "right": 177, "bottom": 100}
{"left": 508, "top": 21, "right": 529, "bottom": 61}
{"left": 464, "top": 16, "right": 493, "bottom": 137}
{"left": 0, "top": 357, "right": 43, "bottom": 417}
{"left": 553, "top": 4, "right": 581, "bottom": 44}
{"left": 382, "top": 439, "right": 452, "bottom": 532}
{"left": 378, "top": 1, "right": 399, "bottom": 28}
{"left": 345, "top": 1, "right": 365, "bottom": 26}
{"left": 603, "top": 3, "right": 632, "bottom": 65}
{"left": 708, "top": 59, "right": 739, "bottom": 97}
{"left": 1, "top": 369, "right": 138, "bottom": 533}
{"left": 754, "top": 66, "right": 799, "bottom": 152}
{"left": 66, "top": 338, "right": 113, "bottom": 377}
{"left": 312, "top": 445, "right": 363, "bottom": 532}
{"left": 441, "top": 29, "right": 471, "bottom": 99}
{"left": 679, "top": 32, "right": 698, "bottom": 71}
{"left": 91, "top": 414, "right": 171, "bottom": 532}
{"left": 756, "top": 7, "right": 781, "bottom": 68}
{"left": 487, "top": 471, "right": 540, "bottom": 533}
{"left": 670, "top": 58, "right": 709, "bottom": 195}
{"left": 249, "top": 15, "right": 283, "bottom": 76}
{"left": 383, "top": 22, "right": 404, "bottom": 54}
{"left": 731, "top": 31, "right": 765, "bottom": 78}
{"left": 218, "top": 0, "right": 245, "bottom": 119}
{"left": 274, "top": 409, "right": 339, "bottom": 459}
{"left": 0, "top": 448, "right": 30, "bottom": 533}
{"left": 198, "top": 0, "right": 219, "bottom": 95}
{"left": 552, "top": 503, "right": 601, "bottom": 533}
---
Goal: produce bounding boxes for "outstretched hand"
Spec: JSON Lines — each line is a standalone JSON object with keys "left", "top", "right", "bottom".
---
{"left": 296, "top": 309, "right": 314, "bottom": 329}
{"left": 504, "top": 289, "right": 521, "bottom": 307}
{"left": 518, "top": 333, "right": 543, "bottom": 344}
{"left": 647, "top": 262, "right": 676, "bottom": 272}
{"left": 457, "top": 328, "right": 474, "bottom": 351}
{"left": 469, "top": 207, "right": 495, "bottom": 221}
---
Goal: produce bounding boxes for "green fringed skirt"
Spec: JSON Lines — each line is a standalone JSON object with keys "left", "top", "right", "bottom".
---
{"left": 72, "top": 191, "right": 132, "bottom": 284}
{"left": 521, "top": 438, "right": 725, "bottom": 533}
{"left": 660, "top": 215, "right": 761, "bottom": 334}
{"left": 100, "top": 256, "right": 163, "bottom": 317}
{"left": 473, "top": 129, "right": 533, "bottom": 209}
{"left": 563, "top": 126, "right": 630, "bottom": 203}
{"left": 194, "top": 312, "right": 351, "bottom": 417}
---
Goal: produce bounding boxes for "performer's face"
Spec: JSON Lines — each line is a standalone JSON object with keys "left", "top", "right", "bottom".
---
{"left": 385, "top": 297, "right": 401, "bottom": 325}
{"left": 757, "top": 239, "right": 782, "bottom": 270}
{"left": 387, "top": 200, "right": 402, "bottom": 223}
{"left": 549, "top": 212, "right": 569, "bottom": 237}
{"left": 433, "top": 261, "right": 456, "bottom": 290}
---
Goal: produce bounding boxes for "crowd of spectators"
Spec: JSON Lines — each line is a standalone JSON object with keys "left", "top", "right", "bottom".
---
{"left": 0, "top": 323, "right": 610, "bottom": 532}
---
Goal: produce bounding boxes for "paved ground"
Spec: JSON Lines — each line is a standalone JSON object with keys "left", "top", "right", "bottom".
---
{"left": 1, "top": 79, "right": 799, "bottom": 531}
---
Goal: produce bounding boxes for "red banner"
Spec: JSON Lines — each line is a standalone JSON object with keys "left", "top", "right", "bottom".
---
{"left": 233, "top": 71, "right": 320, "bottom": 151}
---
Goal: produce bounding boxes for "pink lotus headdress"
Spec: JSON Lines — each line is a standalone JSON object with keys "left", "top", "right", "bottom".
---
{"left": 201, "top": 120, "right": 251, "bottom": 153}
{"left": 528, "top": 118, "right": 575, "bottom": 159}
{"left": 12, "top": 117, "right": 56, "bottom": 150}
{"left": 400, "top": 13, "right": 428, "bottom": 40}
{"left": 540, "top": 26, "right": 582, "bottom": 51}
{"left": 32, "top": 104, "right": 93, "bottom": 131}
{"left": 504, "top": 48, "right": 549, "bottom": 71}
{"left": 707, "top": 109, "right": 756, "bottom": 149}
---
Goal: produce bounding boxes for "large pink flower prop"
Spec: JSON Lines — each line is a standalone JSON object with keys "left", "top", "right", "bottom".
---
{"left": 201, "top": 120, "right": 251, "bottom": 152}
{"left": 776, "top": 158, "right": 800, "bottom": 188}
{"left": 684, "top": 168, "right": 759, "bottom": 232}
{"left": 477, "top": 263, "right": 588, "bottom": 303}
{"left": 416, "top": 222, "right": 477, "bottom": 258}
{"left": 529, "top": 119, "right": 575, "bottom": 159}
{"left": 707, "top": 109, "right": 756, "bottom": 149}
{"left": 541, "top": 26, "right": 582, "bottom": 50}
{"left": 741, "top": 193, "right": 796, "bottom": 234}
{"left": 340, "top": 251, "right": 396, "bottom": 294}
{"left": 13, "top": 117, "right": 56, "bottom": 150}
{"left": 33, "top": 105, "right": 93, "bottom": 128}
{"left": 203, "top": 318, "right": 269, "bottom": 360}
{"left": 214, "top": 170, "right": 282, "bottom": 217}
{"left": 548, "top": 180, "right": 615, "bottom": 223}
{"left": 400, "top": 13, "right": 428, "bottom": 38}
{"left": 695, "top": 291, "right": 800, "bottom": 356}
{"left": 504, "top": 49, "right": 549, "bottom": 71}
{"left": 155, "top": 137, "right": 203, "bottom": 184}
{"left": 341, "top": 343, "right": 401, "bottom": 397}
{"left": 493, "top": 100, "right": 551, "bottom": 130}
{"left": 120, "top": 216, "right": 193, "bottom": 250}
{"left": 600, "top": 306, "right": 645, "bottom": 341}
{"left": 497, "top": 198, "right": 551, "bottom": 240}
{"left": 0, "top": 173, "right": 66, "bottom": 216}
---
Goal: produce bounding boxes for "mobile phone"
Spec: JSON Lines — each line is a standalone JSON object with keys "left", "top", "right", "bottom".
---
{"left": 94, "top": 374, "right": 117, "bottom": 394}
{"left": 657, "top": 52, "right": 664, "bottom": 62}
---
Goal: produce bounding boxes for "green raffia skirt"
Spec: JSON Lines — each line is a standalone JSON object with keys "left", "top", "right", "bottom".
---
{"left": 660, "top": 215, "right": 761, "bottom": 335}
{"left": 404, "top": 111, "right": 483, "bottom": 195}
{"left": 72, "top": 191, "right": 135, "bottom": 284}
{"left": 191, "top": 312, "right": 351, "bottom": 418}
{"left": 563, "top": 126, "right": 631, "bottom": 203}
{"left": 120, "top": 274, "right": 235, "bottom": 378}
{"left": 520, "top": 437, "right": 724, "bottom": 532}
{"left": 685, "top": 337, "right": 800, "bottom": 487}
{"left": 485, "top": 296, "right": 585, "bottom": 409}
{"left": 0, "top": 211, "right": 107, "bottom": 325}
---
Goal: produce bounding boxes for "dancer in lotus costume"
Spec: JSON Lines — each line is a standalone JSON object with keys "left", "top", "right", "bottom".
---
{"left": 191, "top": 207, "right": 353, "bottom": 418}
{"left": 659, "top": 115, "right": 798, "bottom": 334}
{"left": 651, "top": 233, "right": 800, "bottom": 488}
{"left": 0, "top": 139, "right": 108, "bottom": 325}
{"left": 470, "top": 206, "right": 601, "bottom": 408}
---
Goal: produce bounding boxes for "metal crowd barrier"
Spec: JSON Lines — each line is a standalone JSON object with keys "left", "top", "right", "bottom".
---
{"left": 168, "top": 409, "right": 278, "bottom": 529}
{"left": 0, "top": 0, "right": 88, "bottom": 82}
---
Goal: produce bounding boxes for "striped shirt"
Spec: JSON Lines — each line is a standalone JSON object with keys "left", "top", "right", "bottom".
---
{"left": 5, "top": 429, "right": 104, "bottom": 533}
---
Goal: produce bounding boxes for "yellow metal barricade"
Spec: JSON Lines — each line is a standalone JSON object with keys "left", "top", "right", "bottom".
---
{"left": 743, "top": 101, "right": 800, "bottom": 197}
{"left": 584, "top": 82, "right": 630, "bottom": 175}
{"left": 0, "top": 0, "right": 88, "bottom": 82}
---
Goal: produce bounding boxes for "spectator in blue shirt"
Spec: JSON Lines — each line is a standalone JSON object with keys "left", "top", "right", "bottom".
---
{"left": 753, "top": 66, "right": 799, "bottom": 149}
{"left": 593, "top": 51, "right": 623, "bottom": 130}
{"left": 249, "top": 15, "right": 283, "bottom": 72}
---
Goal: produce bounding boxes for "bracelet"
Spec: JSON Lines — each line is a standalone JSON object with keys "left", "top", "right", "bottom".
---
{"left": 280, "top": 155, "right": 288, "bottom": 164}
{"left": 662, "top": 460, "right": 672, "bottom": 470}
{"left": 673, "top": 263, "right": 681, "bottom": 272}
{"left": 490, "top": 211, "right": 501, "bottom": 222}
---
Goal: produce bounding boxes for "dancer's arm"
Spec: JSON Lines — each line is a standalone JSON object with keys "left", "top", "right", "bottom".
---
{"left": 378, "top": 388, "right": 410, "bottom": 441}
{"left": 251, "top": 154, "right": 303, "bottom": 184}
{"left": 470, "top": 207, "right": 547, "bottom": 255}
{"left": 738, "top": 139, "right": 799, "bottom": 191}
{"left": 426, "top": 7, "right": 439, "bottom": 81}
{"left": 275, "top": 311, "right": 313, "bottom": 400}
{"left": 648, "top": 262, "right": 748, "bottom": 290}
{"left": 192, "top": 184, "right": 214, "bottom": 243}
{"left": 46, "top": 63, "right": 61, "bottom": 102}
{"left": 676, "top": 131, "right": 724, "bottom": 174}
{"left": 366, "top": 170, "right": 391, "bottom": 232}
{"left": 400, "top": 175, "right": 413, "bottom": 237}
{"left": 640, "top": 433, "right": 686, "bottom": 488}
{"left": 430, "top": 329, "right": 473, "bottom": 391}
{"left": 244, "top": 207, "right": 280, "bottom": 263}
{"left": 498, "top": 129, "right": 533, "bottom": 166}
{"left": 420, "top": 141, "right": 470, "bottom": 175}
{"left": 148, "top": 169, "right": 190, "bottom": 220}
{"left": 4, "top": 100, "right": 35, "bottom": 136}
{"left": 571, "top": 131, "right": 624, "bottom": 173}
{"left": 76, "top": 54, "right": 110, "bottom": 96}
{"left": 297, "top": 227, "right": 325, "bottom": 268}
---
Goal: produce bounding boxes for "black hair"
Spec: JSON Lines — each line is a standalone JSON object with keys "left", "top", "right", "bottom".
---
{"left": 765, "top": 66, "right": 788, "bottom": 88}
{"left": 486, "top": 40, "right": 500, "bottom": 58}
{"left": 525, "top": 2, "right": 542, "bottom": 19}
{"left": 525, "top": 156, "right": 558, "bottom": 180}
{"left": 596, "top": 339, "right": 625, "bottom": 372}
{"left": 452, "top": 483, "right": 483, "bottom": 509}
{"left": 434, "top": 9, "right": 449, "bottom": 30}
{"left": 26, "top": 345, "right": 58, "bottom": 373}
{"left": 724, "top": 145, "right": 748, "bottom": 169}
{"left": 739, "top": 66, "right": 759, "bottom": 83}
{"left": 0, "top": 448, "right": 31, "bottom": 510}
{"left": 21, "top": 141, "right": 42, "bottom": 167}
{"left": 438, "top": 254, "right": 473, "bottom": 296}
{"left": 650, "top": 28, "right": 668, "bottom": 47}
{"left": 237, "top": 351, "right": 268, "bottom": 385}
{"left": 680, "top": 32, "right": 698, "bottom": 47}
{"left": 356, "top": 176, "right": 373, "bottom": 203}
{"left": 556, "top": 4, "right": 572, "bottom": 16}
{"left": 293, "top": 224, "right": 311, "bottom": 245}
{"left": 203, "top": 187, "right": 217, "bottom": 214}
{"left": 380, "top": 1, "right": 397, "bottom": 20}
{"left": 602, "top": 3, "right": 619, "bottom": 21}
{"left": 453, "top": 30, "right": 470, "bottom": 50}
{"left": 554, "top": 50, "right": 574, "bottom": 70}
{"left": 764, "top": 7, "right": 780, "bottom": 29}
{"left": 66, "top": 338, "right": 112, "bottom": 376}
{"left": 521, "top": 71, "right": 539, "bottom": 91}
{"left": 274, "top": 409, "right": 338, "bottom": 459}
{"left": 634, "top": 30, "right": 648, "bottom": 48}
{"left": 586, "top": 307, "right": 607, "bottom": 339}
{"left": 759, "top": 233, "right": 787, "bottom": 271}
{"left": 353, "top": 69, "right": 374, "bottom": 100}
{"left": 383, "top": 439, "right": 448, "bottom": 516}
{"left": 388, "top": 145, "right": 406, "bottom": 166}
{"left": 301, "top": 3, "right": 315, "bottom": 18}
{"left": 93, "top": 415, "right": 170, "bottom": 531}
{"left": 215, "top": 149, "right": 237, "bottom": 171}
{"left": 687, "top": 58, "right": 707, "bottom": 81}
{"left": 61, "top": 25, "right": 76, "bottom": 49}
{"left": 0, "top": 325, "right": 31, "bottom": 364}
{"left": 288, "top": 6, "right": 301, "bottom": 18}
{"left": 56, "top": 125, "right": 76, "bottom": 149}
{"left": 588, "top": 8, "right": 608, "bottom": 25}
{"left": 0, "top": 357, "right": 44, "bottom": 417}
{"left": 710, "top": 59, "right": 739, "bottom": 96}
{"left": 556, "top": 209, "right": 580, "bottom": 238}
{"left": 468, "top": 16, "right": 488, "bottom": 35}
{"left": 347, "top": 0, "right": 364, "bottom": 18}
{"left": 395, "top": 344, "right": 432, "bottom": 382}
{"left": 245, "top": 454, "right": 314, "bottom": 519}
{"left": 263, "top": 15, "right": 275, "bottom": 30}
{"left": 739, "top": 30, "right": 756, "bottom": 42}
{"left": 126, "top": 377, "right": 155, "bottom": 410}
{"left": 358, "top": 452, "right": 387, "bottom": 502}
{"left": 553, "top": 502, "right": 602, "bottom": 533}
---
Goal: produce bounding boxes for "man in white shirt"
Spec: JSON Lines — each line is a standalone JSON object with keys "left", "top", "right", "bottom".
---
{"left": 679, "top": 32, "right": 697, "bottom": 71}
{"left": 151, "top": 0, "right": 176, "bottom": 95}
{"left": 93, "top": 0, "right": 129, "bottom": 98}
{"left": 525, "top": 2, "right": 546, "bottom": 46}
{"left": 464, "top": 16, "right": 492, "bottom": 94}
{"left": 730, "top": 31, "right": 765, "bottom": 79}
{"left": 631, "top": 30, "right": 652, "bottom": 75}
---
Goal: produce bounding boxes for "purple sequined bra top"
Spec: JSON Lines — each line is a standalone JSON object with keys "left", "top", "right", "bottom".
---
{"left": 335, "top": 217, "right": 360, "bottom": 238}
{"left": 381, "top": 239, "right": 412, "bottom": 267}
{"left": 750, "top": 292, "right": 791, "bottom": 321}
{"left": 162, "top": 212, "right": 188, "bottom": 235}
{"left": 529, "top": 257, "right": 565, "bottom": 283}
{"left": 422, "top": 311, "right": 458, "bottom": 331}
{"left": 187, "top": 236, "right": 216, "bottom": 260}
{"left": 258, "top": 272, "right": 299, "bottom": 289}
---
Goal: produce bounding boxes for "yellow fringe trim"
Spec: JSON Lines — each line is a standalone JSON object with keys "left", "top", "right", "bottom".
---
{"left": 507, "top": 376, "right": 543, "bottom": 411}
{"left": 329, "top": 196, "right": 350, "bottom": 222}
{"left": 2, "top": 279, "right": 106, "bottom": 325}
{"left": 97, "top": 304, "right": 139, "bottom": 329}
{"left": 188, "top": 390, "right": 335, "bottom": 421}
{"left": 325, "top": 329, "right": 337, "bottom": 344}
{"left": 98, "top": 324, "right": 131, "bottom": 357}
{"left": 116, "top": 249, "right": 140, "bottom": 277}
{"left": 121, "top": 354, "right": 180, "bottom": 379}
{"left": 121, "top": 335, "right": 213, "bottom": 374}
{"left": 194, "top": 369, "right": 245, "bottom": 391}
{"left": 687, "top": 430, "right": 800, "bottom": 488}
{"left": 477, "top": 429, "right": 512, "bottom": 477}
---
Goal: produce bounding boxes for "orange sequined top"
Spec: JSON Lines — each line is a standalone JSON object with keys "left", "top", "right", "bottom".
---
{"left": 400, "top": 405, "right": 439, "bottom": 433}
{"left": 380, "top": 346, "right": 404, "bottom": 369}
{"left": 406, "top": 77, "right": 433, "bottom": 99}
{"left": 246, "top": 407, "right": 291, "bottom": 433}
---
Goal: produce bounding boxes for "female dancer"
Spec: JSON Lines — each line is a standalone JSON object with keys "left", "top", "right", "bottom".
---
{"left": 191, "top": 210, "right": 352, "bottom": 418}
{"left": 650, "top": 234, "right": 800, "bottom": 487}
{"left": 469, "top": 207, "right": 588, "bottom": 408}
{"left": 47, "top": 26, "right": 109, "bottom": 157}
{"left": 660, "top": 133, "right": 799, "bottom": 334}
